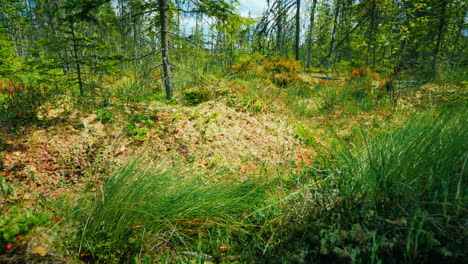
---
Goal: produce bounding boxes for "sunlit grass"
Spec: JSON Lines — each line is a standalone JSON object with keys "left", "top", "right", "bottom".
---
{"left": 72, "top": 157, "right": 267, "bottom": 262}
{"left": 263, "top": 107, "right": 467, "bottom": 262}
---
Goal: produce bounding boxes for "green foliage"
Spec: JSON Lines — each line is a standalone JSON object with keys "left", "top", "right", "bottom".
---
{"left": 263, "top": 109, "right": 467, "bottom": 262}
{"left": 113, "top": 79, "right": 156, "bottom": 103}
{"left": 0, "top": 79, "right": 49, "bottom": 122}
{"left": 151, "top": 91, "right": 178, "bottom": 105}
{"left": 195, "top": 0, "right": 254, "bottom": 37}
{"left": 72, "top": 158, "right": 266, "bottom": 262}
{"left": 0, "top": 211, "right": 51, "bottom": 250}
{"left": 0, "top": 176, "right": 15, "bottom": 197}
{"left": 0, "top": 32, "right": 22, "bottom": 77}
{"left": 319, "top": 71, "right": 391, "bottom": 114}
{"left": 434, "top": 66, "right": 468, "bottom": 85}
{"left": 183, "top": 89, "right": 211, "bottom": 106}
{"left": 125, "top": 123, "right": 151, "bottom": 142}
{"left": 294, "top": 125, "right": 317, "bottom": 146}
{"left": 96, "top": 108, "right": 113, "bottom": 123}
{"left": 125, "top": 112, "right": 176, "bottom": 142}
{"left": 182, "top": 85, "right": 228, "bottom": 106}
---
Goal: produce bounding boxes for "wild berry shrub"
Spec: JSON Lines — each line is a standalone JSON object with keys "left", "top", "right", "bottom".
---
{"left": 229, "top": 52, "right": 264, "bottom": 75}
{"left": 0, "top": 80, "right": 49, "bottom": 122}
{"left": 0, "top": 211, "right": 51, "bottom": 253}
{"left": 182, "top": 84, "right": 228, "bottom": 106}
{"left": 263, "top": 58, "right": 303, "bottom": 87}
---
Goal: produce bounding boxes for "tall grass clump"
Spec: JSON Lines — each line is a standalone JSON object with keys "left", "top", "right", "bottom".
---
{"left": 263, "top": 108, "right": 467, "bottom": 263}
{"left": 319, "top": 79, "right": 391, "bottom": 114}
{"left": 74, "top": 158, "right": 267, "bottom": 262}
{"left": 113, "top": 79, "right": 157, "bottom": 103}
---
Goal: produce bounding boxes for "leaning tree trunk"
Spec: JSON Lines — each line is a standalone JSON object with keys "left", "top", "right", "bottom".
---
{"left": 322, "top": 0, "right": 341, "bottom": 66}
{"left": 159, "top": 0, "right": 174, "bottom": 100}
{"left": 294, "top": 0, "right": 301, "bottom": 61}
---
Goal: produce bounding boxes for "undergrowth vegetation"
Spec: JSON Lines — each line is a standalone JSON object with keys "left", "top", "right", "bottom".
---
{"left": 1, "top": 0, "right": 467, "bottom": 260}
{"left": 264, "top": 109, "right": 466, "bottom": 263}
{"left": 0, "top": 58, "right": 466, "bottom": 263}
{"left": 0, "top": 79, "right": 50, "bottom": 123}
{"left": 42, "top": 107, "right": 466, "bottom": 263}
{"left": 63, "top": 158, "right": 267, "bottom": 263}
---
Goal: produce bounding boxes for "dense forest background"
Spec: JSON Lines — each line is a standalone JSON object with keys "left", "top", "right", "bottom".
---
{"left": 1, "top": 0, "right": 466, "bottom": 100}
{"left": 0, "top": 1, "right": 467, "bottom": 263}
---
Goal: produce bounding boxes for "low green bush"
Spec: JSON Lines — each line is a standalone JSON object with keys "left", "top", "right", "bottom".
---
{"left": 0, "top": 79, "right": 49, "bottom": 123}
{"left": 96, "top": 108, "right": 113, "bottom": 123}
{"left": 0, "top": 211, "right": 51, "bottom": 252}
{"left": 183, "top": 86, "right": 228, "bottom": 106}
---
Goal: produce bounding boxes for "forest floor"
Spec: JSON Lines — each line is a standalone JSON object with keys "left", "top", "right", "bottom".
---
{"left": 1, "top": 97, "right": 315, "bottom": 205}
{"left": 0, "top": 65, "right": 466, "bottom": 263}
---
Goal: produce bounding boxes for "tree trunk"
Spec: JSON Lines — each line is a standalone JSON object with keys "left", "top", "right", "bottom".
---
{"left": 159, "top": 0, "right": 174, "bottom": 100}
{"left": 306, "top": 0, "right": 317, "bottom": 68}
{"left": 276, "top": 2, "right": 283, "bottom": 55}
{"left": 70, "top": 21, "right": 84, "bottom": 97}
{"left": 431, "top": 0, "right": 448, "bottom": 77}
{"left": 366, "top": 0, "right": 376, "bottom": 66}
{"left": 294, "top": 0, "right": 301, "bottom": 61}
{"left": 323, "top": 0, "right": 341, "bottom": 66}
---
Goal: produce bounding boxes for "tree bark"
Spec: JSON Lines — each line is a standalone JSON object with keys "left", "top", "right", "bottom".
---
{"left": 70, "top": 21, "right": 84, "bottom": 97}
{"left": 306, "top": 0, "right": 317, "bottom": 68}
{"left": 295, "top": 0, "right": 301, "bottom": 61}
{"left": 276, "top": 1, "right": 283, "bottom": 55}
{"left": 323, "top": 0, "right": 341, "bottom": 66}
{"left": 159, "top": 0, "right": 174, "bottom": 100}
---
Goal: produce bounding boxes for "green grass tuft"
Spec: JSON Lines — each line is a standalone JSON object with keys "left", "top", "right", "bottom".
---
{"left": 74, "top": 158, "right": 267, "bottom": 262}
{"left": 262, "top": 107, "right": 467, "bottom": 263}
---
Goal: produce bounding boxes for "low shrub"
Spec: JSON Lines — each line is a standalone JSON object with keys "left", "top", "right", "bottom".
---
{"left": 0, "top": 211, "right": 51, "bottom": 253}
{"left": 96, "top": 108, "right": 113, "bottom": 124}
{"left": 125, "top": 114, "right": 155, "bottom": 142}
{"left": 263, "top": 58, "right": 303, "bottom": 87}
{"left": 182, "top": 85, "right": 228, "bottom": 106}
{"left": 229, "top": 52, "right": 265, "bottom": 76}
{"left": 0, "top": 79, "right": 49, "bottom": 122}
{"left": 294, "top": 124, "right": 317, "bottom": 146}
